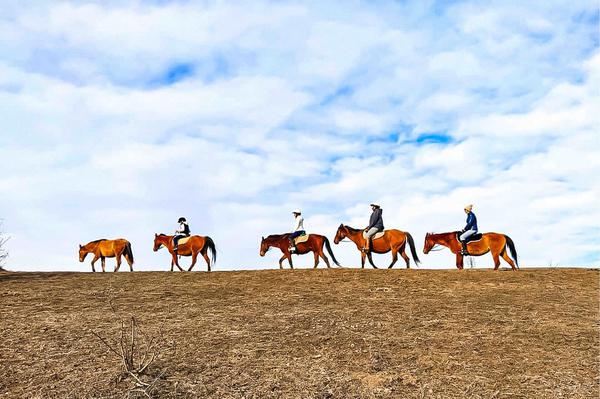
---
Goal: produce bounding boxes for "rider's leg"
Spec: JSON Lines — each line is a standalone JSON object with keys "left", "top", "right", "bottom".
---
{"left": 363, "top": 227, "right": 379, "bottom": 252}
{"left": 289, "top": 232, "right": 299, "bottom": 253}
{"left": 173, "top": 235, "right": 181, "bottom": 252}
{"left": 459, "top": 230, "right": 476, "bottom": 255}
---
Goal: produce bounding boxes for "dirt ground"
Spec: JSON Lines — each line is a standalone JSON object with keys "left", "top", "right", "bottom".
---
{"left": 0, "top": 268, "right": 598, "bottom": 398}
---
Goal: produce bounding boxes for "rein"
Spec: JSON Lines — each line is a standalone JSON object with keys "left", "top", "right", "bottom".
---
{"left": 427, "top": 244, "right": 445, "bottom": 252}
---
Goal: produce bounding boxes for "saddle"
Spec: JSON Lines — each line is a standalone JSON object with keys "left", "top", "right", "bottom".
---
{"left": 363, "top": 231, "right": 385, "bottom": 240}
{"left": 457, "top": 232, "right": 483, "bottom": 243}
{"left": 176, "top": 236, "right": 192, "bottom": 246}
{"left": 294, "top": 234, "right": 310, "bottom": 244}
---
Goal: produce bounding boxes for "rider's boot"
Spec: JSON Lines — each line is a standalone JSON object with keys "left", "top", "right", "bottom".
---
{"left": 363, "top": 238, "right": 371, "bottom": 253}
{"left": 461, "top": 241, "right": 469, "bottom": 256}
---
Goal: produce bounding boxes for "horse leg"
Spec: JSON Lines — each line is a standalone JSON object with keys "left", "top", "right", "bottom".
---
{"left": 313, "top": 251, "right": 320, "bottom": 268}
{"left": 320, "top": 249, "right": 331, "bottom": 269}
{"left": 388, "top": 247, "right": 399, "bottom": 269}
{"left": 367, "top": 252, "right": 378, "bottom": 269}
{"left": 288, "top": 253, "right": 294, "bottom": 269}
{"left": 501, "top": 250, "right": 517, "bottom": 271}
{"left": 361, "top": 252, "right": 366, "bottom": 269}
{"left": 91, "top": 255, "right": 100, "bottom": 272}
{"left": 188, "top": 250, "right": 198, "bottom": 272}
{"left": 126, "top": 252, "right": 133, "bottom": 272}
{"left": 100, "top": 256, "right": 106, "bottom": 272}
{"left": 172, "top": 253, "right": 184, "bottom": 272}
{"left": 278, "top": 254, "right": 287, "bottom": 269}
{"left": 493, "top": 252, "right": 501, "bottom": 270}
{"left": 201, "top": 251, "right": 211, "bottom": 272}
{"left": 115, "top": 253, "right": 122, "bottom": 272}
{"left": 455, "top": 253, "right": 464, "bottom": 270}
{"left": 400, "top": 248, "right": 411, "bottom": 269}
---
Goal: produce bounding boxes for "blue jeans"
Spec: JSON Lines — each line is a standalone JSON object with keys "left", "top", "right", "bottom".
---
{"left": 173, "top": 235, "right": 187, "bottom": 248}
{"left": 290, "top": 231, "right": 305, "bottom": 240}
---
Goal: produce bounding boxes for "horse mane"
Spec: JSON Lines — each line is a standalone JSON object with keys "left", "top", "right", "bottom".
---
{"left": 341, "top": 225, "right": 362, "bottom": 233}
{"left": 89, "top": 239, "right": 106, "bottom": 244}
{"left": 264, "top": 233, "right": 290, "bottom": 241}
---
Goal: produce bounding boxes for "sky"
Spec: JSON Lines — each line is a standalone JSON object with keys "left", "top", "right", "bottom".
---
{"left": 0, "top": 0, "right": 598, "bottom": 271}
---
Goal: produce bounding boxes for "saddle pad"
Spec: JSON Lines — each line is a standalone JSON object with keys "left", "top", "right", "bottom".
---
{"left": 294, "top": 234, "right": 310, "bottom": 244}
{"left": 177, "top": 236, "right": 191, "bottom": 245}
{"left": 363, "top": 231, "right": 385, "bottom": 240}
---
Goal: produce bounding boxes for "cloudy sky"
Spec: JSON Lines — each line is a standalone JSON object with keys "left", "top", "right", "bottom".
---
{"left": 1, "top": 0, "right": 598, "bottom": 271}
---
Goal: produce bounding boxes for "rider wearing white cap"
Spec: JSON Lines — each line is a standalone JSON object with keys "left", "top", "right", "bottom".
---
{"left": 364, "top": 203, "right": 384, "bottom": 252}
{"left": 289, "top": 209, "right": 305, "bottom": 253}
{"left": 459, "top": 204, "right": 478, "bottom": 255}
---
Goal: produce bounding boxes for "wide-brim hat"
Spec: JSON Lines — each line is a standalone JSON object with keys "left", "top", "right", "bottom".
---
{"left": 292, "top": 209, "right": 301, "bottom": 214}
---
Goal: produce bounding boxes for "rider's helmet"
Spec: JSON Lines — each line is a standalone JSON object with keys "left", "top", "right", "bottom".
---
{"left": 292, "top": 209, "right": 301, "bottom": 215}
{"left": 178, "top": 217, "right": 187, "bottom": 223}
{"left": 370, "top": 203, "right": 380, "bottom": 208}
{"left": 464, "top": 204, "right": 473, "bottom": 212}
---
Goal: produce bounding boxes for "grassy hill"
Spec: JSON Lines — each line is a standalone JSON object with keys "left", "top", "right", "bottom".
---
{"left": 0, "top": 268, "right": 597, "bottom": 398}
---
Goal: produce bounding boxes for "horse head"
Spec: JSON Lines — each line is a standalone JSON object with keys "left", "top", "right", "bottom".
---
{"left": 259, "top": 236, "right": 269, "bottom": 257}
{"left": 153, "top": 233, "right": 165, "bottom": 252}
{"left": 333, "top": 224, "right": 347, "bottom": 244}
{"left": 423, "top": 232, "right": 435, "bottom": 254}
{"left": 78, "top": 244, "right": 87, "bottom": 262}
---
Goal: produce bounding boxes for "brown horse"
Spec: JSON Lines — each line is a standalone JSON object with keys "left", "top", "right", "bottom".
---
{"left": 259, "top": 233, "right": 342, "bottom": 269}
{"left": 153, "top": 233, "right": 216, "bottom": 272}
{"left": 423, "top": 232, "right": 519, "bottom": 270}
{"left": 79, "top": 239, "right": 134, "bottom": 272}
{"left": 333, "top": 224, "right": 420, "bottom": 269}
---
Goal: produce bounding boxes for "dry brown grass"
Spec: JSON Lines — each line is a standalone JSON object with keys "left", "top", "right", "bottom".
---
{"left": 0, "top": 268, "right": 598, "bottom": 398}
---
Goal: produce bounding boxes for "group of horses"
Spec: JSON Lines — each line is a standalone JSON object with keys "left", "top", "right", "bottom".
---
{"left": 78, "top": 225, "right": 519, "bottom": 272}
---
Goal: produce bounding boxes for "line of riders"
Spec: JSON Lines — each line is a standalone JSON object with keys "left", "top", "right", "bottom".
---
{"left": 78, "top": 204, "right": 519, "bottom": 272}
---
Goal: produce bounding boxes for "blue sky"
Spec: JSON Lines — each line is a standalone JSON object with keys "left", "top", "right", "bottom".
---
{"left": 0, "top": 0, "right": 598, "bottom": 271}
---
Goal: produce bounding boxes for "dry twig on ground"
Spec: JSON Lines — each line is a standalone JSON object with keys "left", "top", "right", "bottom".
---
{"left": 0, "top": 220, "right": 9, "bottom": 270}
{"left": 90, "top": 316, "right": 173, "bottom": 398}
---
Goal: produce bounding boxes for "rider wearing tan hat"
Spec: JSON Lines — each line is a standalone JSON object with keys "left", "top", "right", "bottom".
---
{"left": 459, "top": 205, "right": 478, "bottom": 255}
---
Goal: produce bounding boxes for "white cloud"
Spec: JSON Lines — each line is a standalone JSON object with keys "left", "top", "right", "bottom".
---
{"left": 0, "top": 1, "right": 598, "bottom": 271}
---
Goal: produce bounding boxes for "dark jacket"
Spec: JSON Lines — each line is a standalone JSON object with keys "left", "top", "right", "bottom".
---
{"left": 368, "top": 208, "right": 384, "bottom": 230}
{"left": 176, "top": 222, "right": 191, "bottom": 236}
{"left": 464, "top": 212, "right": 478, "bottom": 232}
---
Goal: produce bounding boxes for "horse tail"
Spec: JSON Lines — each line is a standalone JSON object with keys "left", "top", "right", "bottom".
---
{"left": 323, "top": 236, "right": 342, "bottom": 267}
{"left": 204, "top": 236, "right": 217, "bottom": 264}
{"left": 504, "top": 235, "right": 519, "bottom": 268}
{"left": 406, "top": 232, "right": 420, "bottom": 264}
{"left": 124, "top": 241, "right": 134, "bottom": 264}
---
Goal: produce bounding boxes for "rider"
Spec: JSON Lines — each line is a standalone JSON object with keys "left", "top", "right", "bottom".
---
{"left": 289, "top": 209, "right": 305, "bottom": 253}
{"left": 459, "top": 205, "right": 478, "bottom": 255}
{"left": 173, "top": 217, "right": 191, "bottom": 253}
{"left": 364, "top": 203, "right": 384, "bottom": 252}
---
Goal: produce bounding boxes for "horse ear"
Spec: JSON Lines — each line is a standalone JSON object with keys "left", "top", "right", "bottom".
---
{"left": 155, "top": 233, "right": 158, "bottom": 237}
{"left": 79, "top": 244, "right": 82, "bottom": 249}
{"left": 261, "top": 236, "right": 264, "bottom": 241}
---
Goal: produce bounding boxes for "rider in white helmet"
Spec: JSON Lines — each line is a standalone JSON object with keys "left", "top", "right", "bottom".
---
{"left": 289, "top": 209, "right": 305, "bottom": 253}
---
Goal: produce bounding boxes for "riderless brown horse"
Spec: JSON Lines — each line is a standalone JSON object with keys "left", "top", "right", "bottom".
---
{"left": 79, "top": 239, "right": 134, "bottom": 272}
{"left": 423, "top": 232, "right": 519, "bottom": 270}
{"left": 333, "top": 224, "right": 420, "bottom": 269}
{"left": 259, "top": 233, "right": 342, "bottom": 269}
{"left": 153, "top": 233, "right": 216, "bottom": 272}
